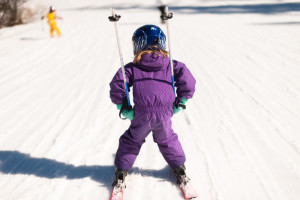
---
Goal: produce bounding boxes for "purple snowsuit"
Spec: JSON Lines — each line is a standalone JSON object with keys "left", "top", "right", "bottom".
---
{"left": 109, "top": 52, "right": 196, "bottom": 170}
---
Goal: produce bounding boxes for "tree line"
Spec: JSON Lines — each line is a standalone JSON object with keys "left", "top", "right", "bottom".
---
{"left": 0, "top": 0, "right": 27, "bottom": 28}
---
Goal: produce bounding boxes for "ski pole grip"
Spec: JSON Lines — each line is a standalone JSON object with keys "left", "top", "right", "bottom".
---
{"left": 108, "top": 9, "right": 121, "bottom": 22}
{"left": 161, "top": 12, "right": 173, "bottom": 20}
{"left": 160, "top": 13, "right": 173, "bottom": 20}
{"left": 161, "top": 6, "right": 173, "bottom": 20}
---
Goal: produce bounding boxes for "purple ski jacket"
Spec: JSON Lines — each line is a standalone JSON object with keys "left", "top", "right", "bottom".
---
{"left": 109, "top": 52, "right": 196, "bottom": 113}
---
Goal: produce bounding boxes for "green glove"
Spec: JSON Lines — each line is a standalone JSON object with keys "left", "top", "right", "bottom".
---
{"left": 173, "top": 98, "right": 188, "bottom": 114}
{"left": 117, "top": 104, "right": 134, "bottom": 120}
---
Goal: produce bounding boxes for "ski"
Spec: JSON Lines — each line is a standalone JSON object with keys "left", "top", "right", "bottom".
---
{"left": 178, "top": 179, "right": 198, "bottom": 200}
{"left": 110, "top": 168, "right": 128, "bottom": 200}
{"left": 173, "top": 165, "right": 198, "bottom": 199}
{"left": 110, "top": 182, "right": 125, "bottom": 200}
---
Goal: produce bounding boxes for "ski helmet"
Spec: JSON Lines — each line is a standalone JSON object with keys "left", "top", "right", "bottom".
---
{"left": 132, "top": 25, "right": 166, "bottom": 55}
{"left": 49, "top": 6, "right": 56, "bottom": 12}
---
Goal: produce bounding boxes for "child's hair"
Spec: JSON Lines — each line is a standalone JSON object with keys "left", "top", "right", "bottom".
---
{"left": 133, "top": 45, "right": 169, "bottom": 64}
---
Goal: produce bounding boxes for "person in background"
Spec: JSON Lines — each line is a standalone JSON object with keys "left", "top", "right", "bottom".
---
{"left": 41, "top": 6, "right": 62, "bottom": 37}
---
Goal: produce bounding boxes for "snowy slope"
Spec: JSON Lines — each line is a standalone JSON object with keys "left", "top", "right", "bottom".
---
{"left": 0, "top": 0, "right": 300, "bottom": 199}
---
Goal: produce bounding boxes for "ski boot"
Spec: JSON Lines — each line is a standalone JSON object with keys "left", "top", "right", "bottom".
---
{"left": 173, "top": 165, "right": 198, "bottom": 199}
{"left": 110, "top": 168, "right": 128, "bottom": 200}
{"left": 173, "top": 165, "right": 190, "bottom": 185}
{"left": 112, "top": 168, "right": 128, "bottom": 187}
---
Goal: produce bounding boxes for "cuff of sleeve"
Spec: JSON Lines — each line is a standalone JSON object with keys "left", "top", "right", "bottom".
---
{"left": 181, "top": 98, "right": 188, "bottom": 104}
{"left": 116, "top": 104, "right": 122, "bottom": 110}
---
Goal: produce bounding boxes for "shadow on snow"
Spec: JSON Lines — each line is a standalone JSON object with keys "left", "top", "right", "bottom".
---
{"left": 253, "top": 21, "right": 300, "bottom": 25}
{"left": 0, "top": 151, "right": 174, "bottom": 190}
{"left": 62, "top": 2, "right": 300, "bottom": 15}
{"left": 169, "top": 2, "right": 300, "bottom": 14}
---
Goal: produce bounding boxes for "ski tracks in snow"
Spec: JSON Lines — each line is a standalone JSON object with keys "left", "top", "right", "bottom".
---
{"left": 171, "top": 8, "right": 300, "bottom": 200}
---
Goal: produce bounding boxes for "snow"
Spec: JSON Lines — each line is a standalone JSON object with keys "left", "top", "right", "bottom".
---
{"left": 0, "top": 0, "right": 300, "bottom": 199}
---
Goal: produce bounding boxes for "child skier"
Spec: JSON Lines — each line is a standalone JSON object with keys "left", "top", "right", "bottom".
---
{"left": 42, "top": 6, "right": 62, "bottom": 37}
{"left": 109, "top": 25, "right": 196, "bottom": 187}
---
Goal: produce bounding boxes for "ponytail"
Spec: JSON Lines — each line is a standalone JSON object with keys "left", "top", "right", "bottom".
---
{"left": 133, "top": 46, "right": 169, "bottom": 64}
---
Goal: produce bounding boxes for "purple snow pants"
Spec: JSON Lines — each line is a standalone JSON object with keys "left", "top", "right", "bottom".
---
{"left": 114, "top": 108, "right": 186, "bottom": 170}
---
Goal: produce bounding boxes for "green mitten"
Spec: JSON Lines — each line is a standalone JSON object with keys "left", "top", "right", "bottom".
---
{"left": 173, "top": 98, "right": 188, "bottom": 114}
{"left": 117, "top": 104, "right": 134, "bottom": 120}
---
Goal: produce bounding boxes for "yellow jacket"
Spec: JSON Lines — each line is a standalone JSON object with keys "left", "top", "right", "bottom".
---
{"left": 47, "top": 12, "right": 56, "bottom": 24}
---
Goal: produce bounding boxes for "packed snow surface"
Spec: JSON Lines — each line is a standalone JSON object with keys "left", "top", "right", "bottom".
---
{"left": 0, "top": 0, "right": 300, "bottom": 199}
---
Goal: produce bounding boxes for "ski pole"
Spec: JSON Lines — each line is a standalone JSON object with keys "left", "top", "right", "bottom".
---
{"left": 162, "top": 6, "right": 176, "bottom": 96}
{"left": 108, "top": 9, "right": 131, "bottom": 107}
{"left": 40, "top": 16, "right": 45, "bottom": 31}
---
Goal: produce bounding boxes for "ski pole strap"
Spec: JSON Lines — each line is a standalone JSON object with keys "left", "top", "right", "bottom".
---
{"left": 108, "top": 14, "right": 121, "bottom": 22}
{"left": 174, "top": 97, "right": 187, "bottom": 109}
{"left": 173, "top": 102, "right": 186, "bottom": 109}
{"left": 161, "top": 12, "right": 173, "bottom": 20}
{"left": 119, "top": 98, "right": 133, "bottom": 120}
{"left": 171, "top": 75, "right": 176, "bottom": 95}
{"left": 124, "top": 82, "right": 131, "bottom": 107}
{"left": 178, "top": 104, "right": 186, "bottom": 109}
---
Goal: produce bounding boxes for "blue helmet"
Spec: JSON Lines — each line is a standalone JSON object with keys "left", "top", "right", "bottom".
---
{"left": 132, "top": 25, "right": 166, "bottom": 55}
